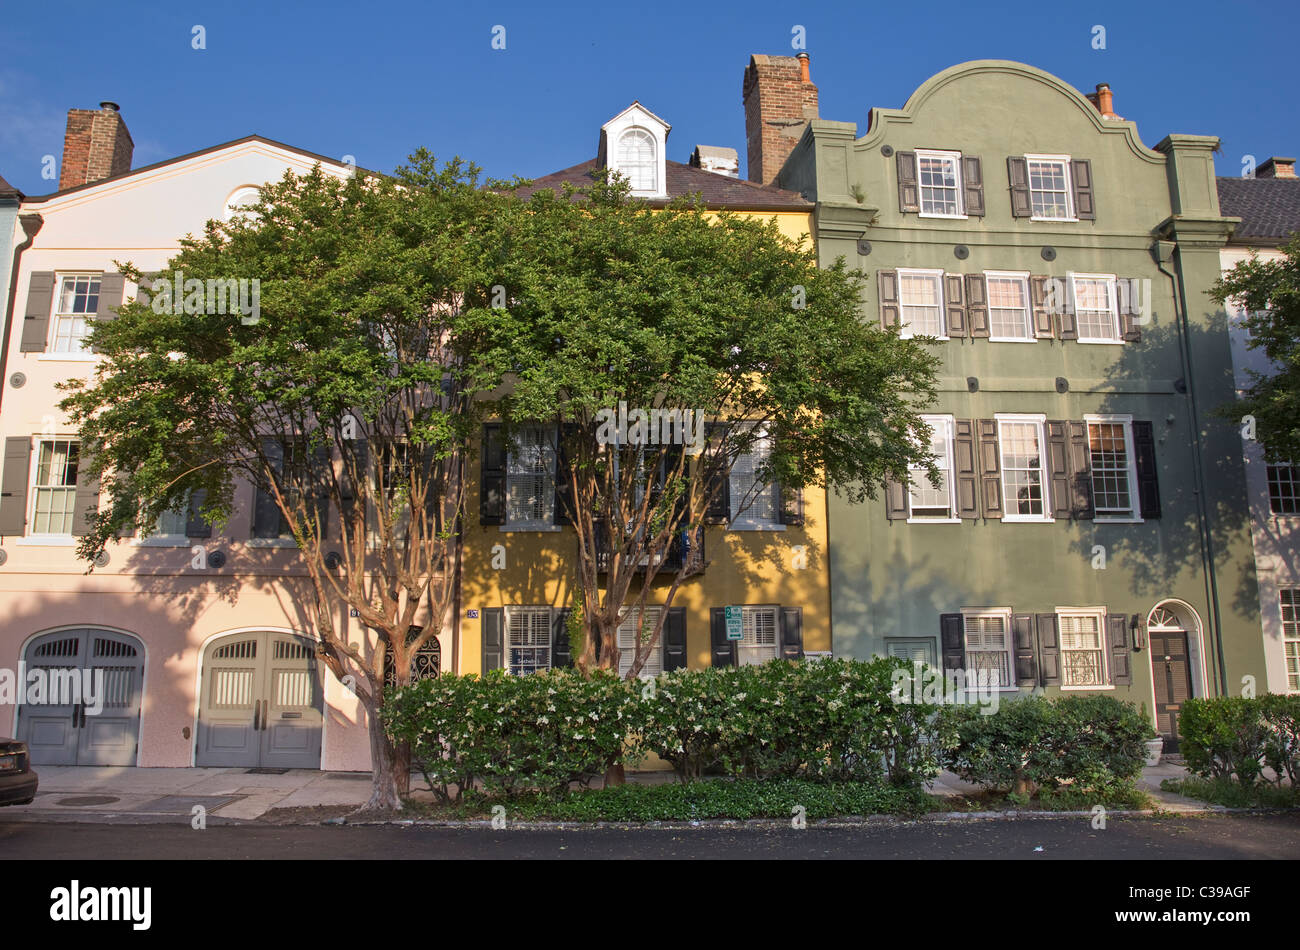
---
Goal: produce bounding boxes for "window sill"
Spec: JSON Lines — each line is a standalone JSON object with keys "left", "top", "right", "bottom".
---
{"left": 246, "top": 538, "right": 299, "bottom": 548}
{"left": 15, "top": 536, "right": 76, "bottom": 545}
{"left": 1060, "top": 685, "right": 1116, "bottom": 691}
{"left": 130, "top": 536, "right": 193, "bottom": 547}
{"left": 906, "top": 517, "right": 961, "bottom": 524}
{"left": 1030, "top": 217, "right": 1080, "bottom": 224}
{"left": 900, "top": 335, "right": 951, "bottom": 343}
{"left": 1094, "top": 516, "right": 1144, "bottom": 525}
{"left": 35, "top": 352, "right": 98, "bottom": 362}
{"left": 1076, "top": 338, "right": 1125, "bottom": 345}
{"left": 727, "top": 522, "right": 786, "bottom": 532}
{"left": 988, "top": 336, "right": 1038, "bottom": 344}
{"left": 918, "top": 212, "right": 968, "bottom": 220}
{"left": 498, "top": 524, "right": 563, "bottom": 533}
{"left": 1001, "top": 516, "right": 1055, "bottom": 524}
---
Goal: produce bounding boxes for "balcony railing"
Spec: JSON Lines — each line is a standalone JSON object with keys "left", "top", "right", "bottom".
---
{"left": 592, "top": 520, "right": 704, "bottom": 575}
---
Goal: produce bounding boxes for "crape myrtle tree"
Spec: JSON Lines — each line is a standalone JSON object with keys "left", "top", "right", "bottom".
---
{"left": 461, "top": 173, "right": 941, "bottom": 680}
{"left": 59, "top": 153, "right": 512, "bottom": 811}
{"left": 1211, "top": 234, "right": 1300, "bottom": 461}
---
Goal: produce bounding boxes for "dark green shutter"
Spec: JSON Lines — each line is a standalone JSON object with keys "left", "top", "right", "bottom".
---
{"left": 962, "top": 156, "right": 985, "bottom": 217}
{"left": 703, "top": 426, "right": 730, "bottom": 525}
{"left": 1012, "top": 613, "right": 1038, "bottom": 687}
{"left": 0, "top": 437, "right": 32, "bottom": 535}
{"left": 91, "top": 273, "right": 125, "bottom": 352}
{"left": 1071, "top": 160, "right": 1095, "bottom": 220}
{"left": 944, "top": 273, "right": 967, "bottom": 337}
{"left": 69, "top": 444, "right": 99, "bottom": 537}
{"left": 1007, "top": 157, "right": 1031, "bottom": 217}
{"left": 965, "top": 275, "right": 989, "bottom": 338}
{"left": 779, "top": 606, "right": 804, "bottom": 660}
{"left": 977, "top": 420, "right": 1002, "bottom": 518}
{"left": 480, "top": 423, "right": 506, "bottom": 525}
{"left": 1068, "top": 422, "right": 1094, "bottom": 518}
{"left": 185, "top": 488, "right": 212, "bottom": 538}
{"left": 896, "top": 151, "right": 919, "bottom": 213}
{"left": 877, "top": 269, "right": 900, "bottom": 330}
{"left": 1133, "top": 421, "right": 1160, "bottom": 518}
{"left": 1046, "top": 421, "right": 1071, "bottom": 520}
{"left": 1107, "top": 612, "right": 1131, "bottom": 686}
{"left": 663, "top": 607, "right": 687, "bottom": 670}
{"left": 551, "top": 608, "right": 572, "bottom": 668}
{"left": 954, "top": 419, "right": 979, "bottom": 519}
{"left": 709, "top": 608, "right": 735, "bottom": 667}
{"left": 19, "top": 272, "right": 55, "bottom": 352}
{"left": 940, "top": 613, "right": 965, "bottom": 674}
{"left": 554, "top": 424, "right": 575, "bottom": 526}
{"left": 482, "top": 608, "right": 504, "bottom": 673}
{"left": 1036, "top": 613, "right": 1061, "bottom": 686}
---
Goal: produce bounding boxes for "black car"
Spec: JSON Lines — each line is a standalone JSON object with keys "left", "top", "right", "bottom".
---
{"left": 0, "top": 738, "right": 38, "bottom": 806}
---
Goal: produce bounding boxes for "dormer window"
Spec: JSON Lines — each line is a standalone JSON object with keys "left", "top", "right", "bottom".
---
{"left": 617, "top": 129, "right": 657, "bottom": 192}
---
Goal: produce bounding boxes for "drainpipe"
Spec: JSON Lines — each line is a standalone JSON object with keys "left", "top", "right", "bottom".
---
{"left": 1154, "top": 241, "right": 1229, "bottom": 696}
{"left": 0, "top": 212, "right": 44, "bottom": 415}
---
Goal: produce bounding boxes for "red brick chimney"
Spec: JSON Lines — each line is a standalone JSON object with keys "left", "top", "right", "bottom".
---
{"left": 1085, "top": 83, "right": 1122, "bottom": 121}
{"left": 59, "top": 101, "right": 133, "bottom": 190}
{"left": 743, "top": 52, "right": 818, "bottom": 186}
{"left": 1257, "top": 156, "right": 1297, "bottom": 179}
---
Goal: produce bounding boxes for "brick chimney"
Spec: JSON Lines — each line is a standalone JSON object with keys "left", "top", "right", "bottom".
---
{"left": 1257, "top": 156, "right": 1297, "bottom": 179}
{"left": 59, "top": 101, "right": 133, "bottom": 190}
{"left": 1085, "top": 83, "right": 1123, "bottom": 121}
{"left": 743, "top": 52, "right": 818, "bottom": 186}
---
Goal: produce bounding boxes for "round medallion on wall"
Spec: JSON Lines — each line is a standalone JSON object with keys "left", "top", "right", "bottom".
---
{"left": 1056, "top": 377, "right": 1069, "bottom": 394}
{"left": 856, "top": 239, "right": 872, "bottom": 256}
{"left": 0, "top": 549, "right": 8, "bottom": 566}
{"left": 94, "top": 550, "right": 110, "bottom": 568}
{"left": 954, "top": 245, "right": 970, "bottom": 260}
{"left": 880, "top": 145, "right": 894, "bottom": 157}
{"left": 1041, "top": 246, "right": 1058, "bottom": 262}
{"left": 967, "top": 377, "right": 980, "bottom": 393}
{"left": 9, "top": 372, "right": 25, "bottom": 389}
{"left": 207, "top": 550, "right": 227, "bottom": 569}
{"left": 324, "top": 551, "right": 342, "bottom": 570}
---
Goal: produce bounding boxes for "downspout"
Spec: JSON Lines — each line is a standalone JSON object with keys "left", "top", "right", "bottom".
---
{"left": 0, "top": 212, "right": 44, "bottom": 415}
{"left": 1154, "top": 241, "right": 1229, "bottom": 696}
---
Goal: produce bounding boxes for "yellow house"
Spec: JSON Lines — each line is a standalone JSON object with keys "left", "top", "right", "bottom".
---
{"left": 458, "top": 91, "right": 828, "bottom": 677}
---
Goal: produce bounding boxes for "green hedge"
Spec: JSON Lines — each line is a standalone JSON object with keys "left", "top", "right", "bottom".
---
{"left": 941, "top": 694, "right": 1152, "bottom": 795}
{"left": 1180, "top": 694, "right": 1300, "bottom": 788}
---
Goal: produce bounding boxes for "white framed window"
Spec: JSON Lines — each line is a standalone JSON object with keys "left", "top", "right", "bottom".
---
{"left": 1025, "top": 154, "right": 1075, "bottom": 221}
{"left": 1280, "top": 589, "right": 1300, "bottom": 693}
{"left": 506, "top": 606, "right": 552, "bottom": 675}
{"left": 730, "top": 425, "right": 780, "bottom": 529}
{"left": 1085, "top": 415, "right": 1141, "bottom": 522}
{"left": 50, "top": 274, "right": 101, "bottom": 354}
{"left": 30, "top": 439, "right": 80, "bottom": 535}
{"left": 616, "top": 128, "right": 657, "bottom": 193}
{"left": 984, "top": 271, "right": 1034, "bottom": 341}
{"left": 617, "top": 607, "right": 663, "bottom": 678}
{"left": 1267, "top": 463, "right": 1300, "bottom": 515}
{"left": 506, "top": 426, "right": 556, "bottom": 528}
{"left": 887, "top": 638, "right": 936, "bottom": 666}
{"left": 1069, "top": 273, "right": 1121, "bottom": 343}
{"left": 1057, "top": 609, "right": 1109, "bottom": 688}
{"left": 897, "top": 268, "right": 946, "bottom": 339}
{"left": 996, "top": 414, "right": 1051, "bottom": 522}
{"left": 738, "top": 606, "right": 779, "bottom": 666}
{"left": 916, "top": 149, "right": 964, "bottom": 218}
{"left": 908, "top": 414, "right": 957, "bottom": 522}
{"left": 961, "top": 609, "right": 1014, "bottom": 689}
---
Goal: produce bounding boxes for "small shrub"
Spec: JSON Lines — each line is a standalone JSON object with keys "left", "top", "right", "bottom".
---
{"left": 1260, "top": 693, "right": 1300, "bottom": 787}
{"left": 1179, "top": 697, "right": 1269, "bottom": 788}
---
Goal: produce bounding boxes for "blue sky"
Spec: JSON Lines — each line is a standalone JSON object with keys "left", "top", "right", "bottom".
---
{"left": 0, "top": 0, "right": 1294, "bottom": 194}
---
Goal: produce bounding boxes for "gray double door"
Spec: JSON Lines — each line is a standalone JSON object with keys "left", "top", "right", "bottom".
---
{"left": 197, "top": 631, "right": 324, "bottom": 769}
{"left": 19, "top": 629, "right": 144, "bottom": 766}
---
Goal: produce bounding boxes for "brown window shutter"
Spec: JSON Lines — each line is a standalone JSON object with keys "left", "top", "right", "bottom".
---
{"left": 977, "top": 419, "right": 1003, "bottom": 518}
{"left": 896, "top": 151, "right": 919, "bottom": 213}
{"left": 1036, "top": 613, "right": 1061, "bottom": 686}
{"left": 953, "top": 419, "right": 980, "bottom": 519}
{"left": 962, "top": 156, "right": 985, "bottom": 216}
{"left": 940, "top": 613, "right": 965, "bottom": 674}
{"left": 1071, "top": 159, "right": 1095, "bottom": 220}
{"left": 944, "top": 274, "right": 967, "bottom": 337}
{"left": 1068, "top": 421, "right": 1094, "bottom": 518}
{"left": 1107, "top": 612, "right": 1131, "bottom": 685}
{"left": 1118, "top": 278, "right": 1142, "bottom": 342}
{"left": 70, "top": 445, "right": 100, "bottom": 537}
{"left": 1007, "top": 157, "right": 1031, "bottom": 218}
{"left": 1133, "top": 421, "right": 1160, "bottom": 518}
{"left": 885, "top": 476, "right": 908, "bottom": 520}
{"left": 20, "top": 272, "right": 56, "bottom": 353}
{"left": 1046, "top": 421, "right": 1071, "bottom": 520}
{"left": 965, "top": 275, "right": 989, "bottom": 338}
{"left": 1029, "top": 276, "right": 1054, "bottom": 339}
{"left": 1012, "top": 613, "right": 1038, "bottom": 687}
{"left": 1056, "top": 278, "right": 1079, "bottom": 340}
{"left": 877, "top": 269, "right": 900, "bottom": 330}
{"left": 0, "top": 437, "right": 32, "bottom": 535}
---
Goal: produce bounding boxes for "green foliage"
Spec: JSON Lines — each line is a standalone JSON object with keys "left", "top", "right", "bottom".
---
{"left": 1161, "top": 775, "right": 1299, "bottom": 809}
{"left": 1180, "top": 694, "right": 1300, "bottom": 788}
{"left": 942, "top": 694, "right": 1153, "bottom": 795}
{"left": 1211, "top": 234, "right": 1300, "bottom": 461}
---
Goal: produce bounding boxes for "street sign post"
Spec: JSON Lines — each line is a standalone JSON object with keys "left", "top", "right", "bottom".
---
{"left": 725, "top": 606, "right": 743, "bottom": 641}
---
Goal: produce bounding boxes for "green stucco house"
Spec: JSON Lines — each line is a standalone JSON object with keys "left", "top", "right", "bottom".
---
{"left": 750, "top": 56, "right": 1265, "bottom": 750}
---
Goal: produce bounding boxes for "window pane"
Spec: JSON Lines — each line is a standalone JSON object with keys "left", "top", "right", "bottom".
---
{"left": 1088, "top": 422, "right": 1133, "bottom": 515}
{"left": 1073, "top": 278, "right": 1119, "bottom": 340}
{"left": 1282, "top": 590, "right": 1300, "bottom": 692}
{"left": 899, "top": 273, "right": 944, "bottom": 337}
{"left": 1268, "top": 464, "right": 1300, "bottom": 515}
{"left": 987, "top": 276, "right": 1031, "bottom": 339}
{"left": 33, "top": 440, "right": 79, "bottom": 535}
{"left": 963, "top": 613, "right": 1011, "bottom": 687}
{"left": 507, "top": 427, "right": 555, "bottom": 525}
{"left": 617, "top": 129, "right": 656, "bottom": 191}
{"left": 908, "top": 418, "right": 952, "bottom": 518}
{"left": 1028, "top": 160, "right": 1070, "bottom": 219}
{"left": 52, "top": 276, "right": 101, "bottom": 353}
{"left": 617, "top": 607, "right": 663, "bottom": 677}
{"left": 731, "top": 428, "right": 778, "bottom": 526}
{"left": 999, "top": 422, "right": 1045, "bottom": 516}
{"left": 1059, "top": 614, "right": 1105, "bottom": 687}
{"left": 507, "top": 607, "right": 551, "bottom": 675}
{"left": 918, "top": 154, "right": 960, "bottom": 215}
{"left": 738, "top": 606, "right": 778, "bottom": 666}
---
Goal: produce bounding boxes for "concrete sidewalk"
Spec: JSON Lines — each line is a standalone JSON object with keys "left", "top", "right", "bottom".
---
{"left": 0, "top": 761, "right": 1205, "bottom": 823}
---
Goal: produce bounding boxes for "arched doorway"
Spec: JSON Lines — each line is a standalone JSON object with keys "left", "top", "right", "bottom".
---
{"left": 17, "top": 628, "right": 145, "bottom": 766}
{"left": 196, "top": 630, "right": 323, "bottom": 769}
{"left": 1146, "top": 601, "right": 1205, "bottom": 752}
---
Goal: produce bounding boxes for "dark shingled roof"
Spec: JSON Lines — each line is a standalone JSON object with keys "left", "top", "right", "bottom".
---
{"left": 1218, "top": 177, "right": 1300, "bottom": 246}
{"left": 0, "top": 173, "right": 22, "bottom": 199}
{"left": 514, "top": 158, "right": 811, "bottom": 211}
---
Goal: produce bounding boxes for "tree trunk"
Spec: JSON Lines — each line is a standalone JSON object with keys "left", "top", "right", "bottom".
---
{"left": 604, "top": 762, "right": 626, "bottom": 787}
{"left": 358, "top": 700, "right": 403, "bottom": 813}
